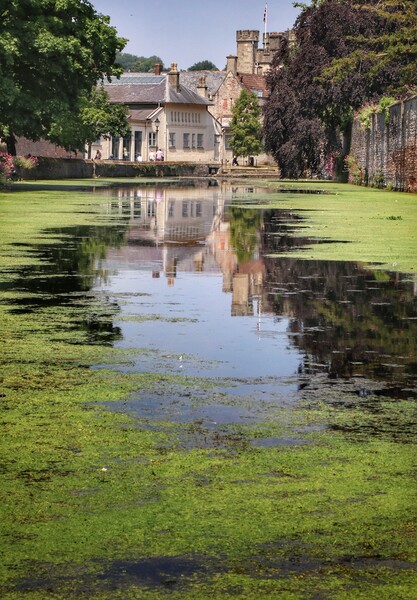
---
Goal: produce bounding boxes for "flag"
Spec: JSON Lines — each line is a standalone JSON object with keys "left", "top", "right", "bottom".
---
{"left": 263, "top": 4, "right": 267, "bottom": 23}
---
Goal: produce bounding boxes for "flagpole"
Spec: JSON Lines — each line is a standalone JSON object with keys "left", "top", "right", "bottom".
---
{"left": 263, "top": 3, "right": 268, "bottom": 47}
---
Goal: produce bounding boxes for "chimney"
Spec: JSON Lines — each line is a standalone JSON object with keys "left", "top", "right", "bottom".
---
{"left": 197, "top": 75, "right": 208, "bottom": 98}
{"left": 226, "top": 55, "right": 238, "bottom": 75}
{"left": 168, "top": 63, "right": 180, "bottom": 92}
{"left": 154, "top": 63, "right": 162, "bottom": 75}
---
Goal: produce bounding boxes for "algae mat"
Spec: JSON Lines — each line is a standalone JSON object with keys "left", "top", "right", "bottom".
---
{"left": 251, "top": 181, "right": 417, "bottom": 275}
{"left": 0, "top": 182, "right": 416, "bottom": 599}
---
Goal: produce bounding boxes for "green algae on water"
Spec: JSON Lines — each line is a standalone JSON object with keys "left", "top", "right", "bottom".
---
{"left": 1, "top": 181, "right": 417, "bottom": 599}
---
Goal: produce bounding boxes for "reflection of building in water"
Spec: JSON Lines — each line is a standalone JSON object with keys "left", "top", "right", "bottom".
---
{"left": 232, "top": 274, "right": 252, "bottom": 316}
{"left": 102, "top": 184, "right": 270, "bottom": 316}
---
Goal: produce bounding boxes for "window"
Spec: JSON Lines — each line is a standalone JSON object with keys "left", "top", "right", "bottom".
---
{"left": 111, "top": 136, "right": 119, "bottom": 159}
{"left": 134, "top": 131, "right": 142, "bottom": 159}
{"left": 123, "top": 135, "right": 131, "bottom": 160}
{"left": 148, "top": 132, "right": 156, "bottom": 147}
{"left": 183, "top": 133, "right": 190, "bottom": 149}
{"left": 169, "top": 132, "right": 176, "bottom": 148}
{"left": 197, "top": 134, "right": 203, "bottom": 148}
{"left": 182, "top": 201, "right": 188, "bottom": 217}
{"left": 196, "top": 202, "right": 202, "bottom": 217}
{"left": 192, "top": 133, "right": 196, "bottom": 149}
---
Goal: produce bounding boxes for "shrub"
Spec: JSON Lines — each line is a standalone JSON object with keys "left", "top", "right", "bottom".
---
{"left": 0, "top": 153, "right": 38, "bottom": 188}
{"left": 344, "top": 154, "right": 364, "bottom": 184}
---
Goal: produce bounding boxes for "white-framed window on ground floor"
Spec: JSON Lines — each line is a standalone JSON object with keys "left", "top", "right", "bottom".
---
{"left": 169, "top": 132, "right": 176, "bottom": 148}
{"left": 111, "top": 136, "right": 119, "bottom": 159}
{"left": 183, "top": 133, "right": 190, "bottom": 149}
{"left": 148, "top": 132, "right": 156, "bottom": 147}
{"left": 134, "top": 131, "right": 142, "bottom": 159}
{"left": 197, "top": 134, "right": 204, "bottom": 148}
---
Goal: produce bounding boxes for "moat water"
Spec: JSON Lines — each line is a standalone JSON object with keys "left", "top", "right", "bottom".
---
{"left": 7, "top": 181, "right": 417, "bottom": 426}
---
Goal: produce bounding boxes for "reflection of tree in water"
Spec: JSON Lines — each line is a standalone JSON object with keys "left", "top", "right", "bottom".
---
{"left": 9, "top": 224, "right": 128, "bottom": 345}
{"left": 260, "top": 210, "right": 417, "bottom": 386}
{"left": 228, "top": 207, "right": 261, "bottom": 263}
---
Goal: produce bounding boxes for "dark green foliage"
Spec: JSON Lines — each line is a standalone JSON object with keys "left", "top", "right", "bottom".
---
{"left": 263, "top": 0, "right": 401, "bottom": 178}
{"left": 229, "top": 89, "right": 263, "bottom": 159}
{"left": 0, "top": 0, "right": 126, "bottom": 153}
{"left": 188, "top": 60, "right": 218, "bottom": 71}
{"left": 324, "top": 1, "right": 417, "bottom": 94}
{"left": 47, "top": 85, "right": 130, "bottom": 152}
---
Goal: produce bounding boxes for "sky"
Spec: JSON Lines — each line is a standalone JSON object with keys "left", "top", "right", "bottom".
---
{"left": 91, "top": 0, "right": 301, "bottom": 70}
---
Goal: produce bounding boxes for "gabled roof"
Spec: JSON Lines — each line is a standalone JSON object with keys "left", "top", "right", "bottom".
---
{"left": 179, "top": 71, "right": 228, "bottom": 97}
{"left": 104, "top": 73, "right": 211, "bottom": 106}
{"left": 239, "top": 74, "right": 269, "bottom": 98}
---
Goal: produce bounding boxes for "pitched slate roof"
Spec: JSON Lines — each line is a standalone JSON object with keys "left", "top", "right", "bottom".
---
{"left": 104, "top": 73, "right": 211, "bottom": 106}
{"left": 179, "top": 71, "right": 228, "bottom": 98}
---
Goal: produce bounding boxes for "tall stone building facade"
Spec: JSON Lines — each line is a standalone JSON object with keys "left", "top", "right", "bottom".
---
{"left": 228, "top": 29, "right": 295, "bottom": 76}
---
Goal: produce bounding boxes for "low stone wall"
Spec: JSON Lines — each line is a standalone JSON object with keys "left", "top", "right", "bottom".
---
{"left": 15, "top": 157, "right": 219, "bottom": 180}
{"left": 350, "top": 95, "right": 417, "bottom": 191}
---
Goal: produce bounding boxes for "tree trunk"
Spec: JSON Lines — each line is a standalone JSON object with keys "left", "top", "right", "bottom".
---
{"left": 6, "top": 134, "right": 17, "bottom": 156}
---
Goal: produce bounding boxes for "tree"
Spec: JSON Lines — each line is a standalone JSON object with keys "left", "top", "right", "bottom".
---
{"left": 188, "top": 60, "right": 218, "bottom": 71}
{"left": 47, "top": 86, "right": 130, "bottom": 153}
{"left": 229, "top": 89, "right": 263, "bottom": 160}
{"left": 322, "top": 1, "right": 417, "bottom": 94}
{"left": 0, "top": 0, "right": 126, "bottom": 154}
{"left": 263, "top": 0, "right": 398, "bottom": 178}
{"left": 116, "top": 52, "right": 165, "bottom": 73}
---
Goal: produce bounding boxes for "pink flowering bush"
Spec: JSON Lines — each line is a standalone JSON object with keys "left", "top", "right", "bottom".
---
{"left": 0, "top": 153, "right": 38, "bottom": 188}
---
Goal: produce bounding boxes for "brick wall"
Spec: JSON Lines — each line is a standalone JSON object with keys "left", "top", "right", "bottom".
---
{"left": 15, "top": 137, "right": 77, "bottom": 159}
{"left": 350, "top": 95, "right": 417, "bottom": 191}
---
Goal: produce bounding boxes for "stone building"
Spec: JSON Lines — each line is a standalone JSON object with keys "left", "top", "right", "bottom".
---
{"left": 12, "top": 28, "right": 292, "bottom": 164}
{"left": 229, "top": 29, "right": 295, "bottom": 76}
{"left": 180, "top": 28, "right": 292, "bottom": 165}
{"left": 96, "top": 64, "right": 222, "bottom": 163}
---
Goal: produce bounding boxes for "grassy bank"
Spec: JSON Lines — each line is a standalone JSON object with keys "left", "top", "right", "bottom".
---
{"left": 1, "top": 182, "right": 416, "bottom": 598}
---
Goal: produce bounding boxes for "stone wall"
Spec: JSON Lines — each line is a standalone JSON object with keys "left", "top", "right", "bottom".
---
{"left": 350, "top": 95, "right": 417, "bottom": 191}
{"left": 15, "top": 157, "right": 218, "bottom": 180}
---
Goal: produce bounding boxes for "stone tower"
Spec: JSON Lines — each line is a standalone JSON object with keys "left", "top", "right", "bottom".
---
{"left": 236, "top": 30, "right": 259, "bottom": 75}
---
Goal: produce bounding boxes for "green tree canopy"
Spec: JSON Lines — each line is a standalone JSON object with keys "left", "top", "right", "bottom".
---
{"left": 0, "top": 0, "right": 126, "bottom": 154}
{"left": 116, "top": 52, "right": 165, "bottom": 72}
{"left": 188, "top": 60, "right": 218, "bottom": 71}
{"left": 229, "top": 89, "right": 263, "bottom": 159}
{"left": 47, "top": 86, "right": 130, "bottom": 152}
{"left": 322, "top": 1, "right": 417, "bottom": 94}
